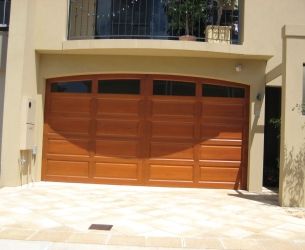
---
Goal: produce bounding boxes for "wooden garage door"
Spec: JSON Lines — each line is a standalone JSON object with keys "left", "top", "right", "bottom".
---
{"left": 43, "top": 75, "right": 249, "bottom": 189}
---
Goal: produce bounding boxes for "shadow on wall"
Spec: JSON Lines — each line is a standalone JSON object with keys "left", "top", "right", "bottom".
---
{"left": 283, "top": 144, "right": 305, "bottom": 207}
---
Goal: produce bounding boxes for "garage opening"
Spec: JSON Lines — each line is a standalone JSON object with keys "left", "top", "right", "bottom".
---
{"left": 43, "top": 75, "right": 249, "bottom": 189}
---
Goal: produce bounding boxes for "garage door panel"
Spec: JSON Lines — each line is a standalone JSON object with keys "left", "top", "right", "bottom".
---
{"left": 96, "top": 119, "right": 141, "bottom": 137}
{"left": 202, "top": 103, "right": 244, "bottom": 118}
{"left": 46, "top": 160, "right": 89, "bottom": 177}
{"left": 200, "top": 145, "right": 242, "bottom": 161}
{"left": 94, "top": 162, "right": 139, "bottom": 180}
{"left": 95, "top": 140, "right": 139, "bottom": 158}
{"left": 47, "top": 118, "right": 91, "bottom": 135}
{"left": 150, "top": 142, "right": 194, "bottom": 160}
{"left": 148, "top": 164, "right": 193, "bottom": 181}
{"left": 47, "top": 139, "right": 90, "bottom": 156}
{"left": 201, "top": 117, "right": 244, "bottom": 126}
{"left": 152, "top": 100, "right": 196, "bottom": 118}
{"left": 199, "top": 167, "right": 240, "bottom": 183}
{"left": 151, "top": 122, "right": 195, "bottom": 140}
{"left": 97, "top": 98, "right": 141, "bottom": 117}
{"left": 50, "top": 97, "right": 91, "bottom": 115}
{"left": 201, "top": 125, "right": 243, "bottom": 140}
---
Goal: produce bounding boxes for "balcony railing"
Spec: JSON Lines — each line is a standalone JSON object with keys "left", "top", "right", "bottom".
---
{"left": 68, "top": 0, "right": 240, "bottom": 44}
{"left": 0, "top": 0, "right": 10, "bottom": 30}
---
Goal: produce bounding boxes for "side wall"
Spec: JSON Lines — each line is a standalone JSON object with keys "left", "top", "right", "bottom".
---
{"left": 0, "top": 0, "right": 38, "bottom": 186}
{"left": 0, "top": 31, "right": 8, "bottom": 183}
{"left": 280, "top": 26, "right": 305, "bottom": 207}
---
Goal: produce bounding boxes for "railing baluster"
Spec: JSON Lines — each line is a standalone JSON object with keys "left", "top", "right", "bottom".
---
{"left": 145, "top": 0, "right": 148, "bottom": 36}
{"left": 118, "top": 0, "right": 122, "bottom": 35}
{"left": 138, "top": 0, "right": 141, "bottom": 36}
{"left": 124, "top": 0, "right": 127, "bottom": 36}
{"left": 151, "top": 0, "right": 155, "bottom": 39}
{"left": 111, "top": 0, "right": 114, "bottom": 37}
{"left": 131, "top": 0, "right": 134, "bottom": 36}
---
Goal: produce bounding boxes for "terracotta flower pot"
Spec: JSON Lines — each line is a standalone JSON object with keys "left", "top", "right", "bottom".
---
{"left": 179, "top": 35, "right": 197, "bottom": 41}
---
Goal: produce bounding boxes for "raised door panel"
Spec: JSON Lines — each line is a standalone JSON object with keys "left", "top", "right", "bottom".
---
{"left": 49, "top": 97, "right": 91, "bottom": 115}
{"left": 47, "top": 118, "right": 91, "bottom": 136}
{"left": 200, "top": 145, "right": 242, "bottom": 161}
{"left": 202, "top": 103, "right": 244, "bottom": 119}
{"left": 47, "top": 139, "right": 90, "bottom": 156}
{"left": 151, "top": 121, "right": 195, "bottom": 140}
{"left": 95, "top": 140, "right": 139, "bottom": 158}
{"left": 148, "top": 165, "right": 194, "bottom": 182}
{"left": 96, "top": 119, "right": 141, "bottom": 137}
{"left": 94, "top": 162, "right": 139, "bottom": 180}
{"left": 96, "top": 98, "right": 141, "bottom": 117}
{"left": 150, "top": 142, "right": 194, "bottom": 160}
{"left": 46, "top": 160, "right": 89, "bottom": 177}
{"left": 151, "top": 100, "right": 196, "bottom": 119}
{"left": 200, "top": 124, "right": 243, "bottom": 140}
{"left": 199, "top": 167, "right": 240, "bottom": 183}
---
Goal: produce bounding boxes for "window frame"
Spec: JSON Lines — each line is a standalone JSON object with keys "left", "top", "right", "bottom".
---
{"left": 202, "top": 83, "right": 246, "bottom": 98}
{"left": 153, "top": 79, "right": 196, "bottom": 97}
{"left": 98, "top": 79, "right": 141, "bottom": 95}
{"left": 50, "top": 80, "right": 93, "bottom": 94}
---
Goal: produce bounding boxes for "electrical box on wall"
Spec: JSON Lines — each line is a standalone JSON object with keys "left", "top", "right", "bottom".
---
{"left": 20, "top": 97, "right": 36, "bottom": 150}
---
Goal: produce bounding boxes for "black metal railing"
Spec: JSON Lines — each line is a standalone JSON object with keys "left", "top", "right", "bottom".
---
{"left": 0, "top": 0, "right": 10, "bottom": 30}
{"left": 68, "top": 0, "right": 240, "bottom": 44}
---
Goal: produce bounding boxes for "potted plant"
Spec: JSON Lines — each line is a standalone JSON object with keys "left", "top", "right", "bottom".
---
{"left": 165, "top": 0, "right": 208, "bottom": 41}
{"left": 206, "top": 0, "right": 237, "bottom": 44}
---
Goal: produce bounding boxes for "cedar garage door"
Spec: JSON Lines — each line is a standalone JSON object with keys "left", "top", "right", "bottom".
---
{"left": 43, "top": 75, "right": 249, "bottom": 189}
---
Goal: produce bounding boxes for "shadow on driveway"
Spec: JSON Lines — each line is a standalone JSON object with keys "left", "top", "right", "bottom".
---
{"left": 228, "top": 189, "right": 279, "bottom": 206}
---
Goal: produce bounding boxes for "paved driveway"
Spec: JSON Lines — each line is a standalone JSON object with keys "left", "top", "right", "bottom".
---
{"left": 0, "top": 182, "right": 305, "bottom": 250}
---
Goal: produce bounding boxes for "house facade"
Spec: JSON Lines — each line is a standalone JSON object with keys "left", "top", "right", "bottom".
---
{"left": 0, "top": 0, "right": 305, "bottom": 207}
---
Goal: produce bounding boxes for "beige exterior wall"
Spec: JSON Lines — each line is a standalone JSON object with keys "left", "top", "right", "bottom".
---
{"left": 0, "top": 31, "right": 8, "bottom": 185}
{"left": 1, "top": 0, "right": 305, "bottom": 206}
{"left": 279, "top": 26, "right": 305, "bottom": 207}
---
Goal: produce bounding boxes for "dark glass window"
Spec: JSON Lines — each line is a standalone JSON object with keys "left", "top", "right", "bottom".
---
{"left": 51, "top": 81, "right": 92, "bottom": 93}
{"left": 98, "top": 79, "right": 140, "bottom": 94}
{"left": 153, "top": 80, "right": 196, "bottom": 96}
{"left": 202, "top": 84, "right": 245, "bottom": 98}
{"left": 0, "top": 0, "right": 10, "bottom": 30}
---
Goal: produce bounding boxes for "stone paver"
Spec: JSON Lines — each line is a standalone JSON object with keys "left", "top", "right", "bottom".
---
{"left": 0, "top": 182, "right": 305, "bottom": 249}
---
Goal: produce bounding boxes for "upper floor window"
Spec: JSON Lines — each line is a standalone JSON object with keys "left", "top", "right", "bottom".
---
{"left": 68, "top": 0, "right": 241, "bottom": 44}
{"left": 0, "top": 0, "right": 10, "bottom": 30}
